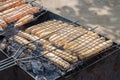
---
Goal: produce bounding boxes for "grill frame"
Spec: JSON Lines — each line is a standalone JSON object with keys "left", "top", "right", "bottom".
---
{"left": 0, "top": 11, "right": 120, "bottom": 80}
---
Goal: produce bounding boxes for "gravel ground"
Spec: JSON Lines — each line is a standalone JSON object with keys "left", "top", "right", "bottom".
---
{"left": 37, "top": 0, "right": 120, "bottom": 44}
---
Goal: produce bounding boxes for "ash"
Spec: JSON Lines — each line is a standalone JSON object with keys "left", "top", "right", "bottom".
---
{"left": 19, "top": 57, "right": 64, "bottom": 80}
{"left": 7, "top": 41, "right": 65, "bottom": 80}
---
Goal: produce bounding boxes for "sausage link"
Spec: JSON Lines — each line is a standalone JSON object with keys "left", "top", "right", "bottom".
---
{"left": 14, "top": 35, "right": 37, "bottom": 50}
{"left": 14, "top": 14, "right": 34, "bottom": 27}
{"left": 42, "top": 51, "right": 70, "bottom": 69}
{"left": 0, "top": 0, "right": 25, "bottom": 11}
{"left": 4, "top": 7, "right": 39, "bottom": 23}
{"left": 79, "top": 40, "right": 113, "bottom": 59}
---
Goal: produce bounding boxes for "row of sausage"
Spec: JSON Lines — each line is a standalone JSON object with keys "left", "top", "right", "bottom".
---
{"left": 0, "top": 0, "right": 40, "bottom": 30}
{"left": 11, "top": 20, "right": 113, "bottom": 69}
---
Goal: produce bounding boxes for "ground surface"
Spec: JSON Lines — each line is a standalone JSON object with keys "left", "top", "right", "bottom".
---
{"left": 37, "top": 0, "right": 120, "bottom": 44}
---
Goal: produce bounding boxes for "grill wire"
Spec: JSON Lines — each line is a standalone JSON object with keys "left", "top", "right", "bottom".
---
{"left": 0, "top": 19, "right": 120, "bottom": 80}
{"left": 0, "top": 0, "right": 120, "bottom": 80}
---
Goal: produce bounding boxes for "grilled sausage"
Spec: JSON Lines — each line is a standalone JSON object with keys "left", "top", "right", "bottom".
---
{"left": 63, "top": 32, "right": 90, "bottom": 49}
{"left": 43, "top": 44, "right": 56, "bottom": 51}
{"left": 14, "top": 14, "right": 34, "bottom": 27}
{"left": 30, "top": 21, "right": 60, "bottom": 35}
{"left": 53, "top": 49, "right": 78, "bottom": 63}
{"left": 64, "top": 32, "right": 97, "bottom": 50}
{"left": 25, "top": 20, "right": 57, "bottom": 33}
{"left": 76, "top": 37, "right": 105, "bottom": 54}
{"left": 42, "top": 44, "right": 78, "bottom": 63}
{"left": 18, "top": 31, "right": 51, "bottom": 45}
{"left": 0, "top": 0, "right": 16, "bottom": 6}
{"left": 3, "top": 4, "right": 32, "bottom": 17}
{"left": 57, "top": 29, "right": 86, "bottom": 46}
{"left": 42, "top": 51, "right": 70, "bottom": 69}
{"left": 2, "top": 4, "right": 28, "bottom": 15}
{"left": 74, "top": 37, "right": 105, "bottom": 56}
{"left": 3, "top": 7, "right": 39, "bottom": 23}
{"left": 14, "top": 35, "right": 37, "bottom": 50}
{"left": 48, "top": 26, "right": 74, "bottom": 43}
{"left": 0, "top": 19, "right": 7, "bottom": 28}
{"left": 79, "top": 40, "right": 113, "bottom": 59}
{"left": 0, "top": 0, "right": 25, "bottom": 11}
{"left": 33, "top": 21, "right": 63, "bottom": 35}
{"left": 37, "top": 23, "right": 69, "bottom": 38}
{"left": 71, "top": 33, "right": 100, "bottom": 52}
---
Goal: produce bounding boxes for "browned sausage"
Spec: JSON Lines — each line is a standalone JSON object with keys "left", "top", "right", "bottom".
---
{"left": 14, "top": 35, "right": 37, "bottom": 50}
{"left": 3, "top": 4, "right": 32, "bottom": 18}
{"left": 0, "top": 0, "right": 25, "bottom": 11}
{"left": 14, "top": 14, "right": 34, "bottom": 27}
{"left": 2, "top": 4, "right": 29, "bottom": 15}
{"left": 3, "top": 7, "right": 39, "bottom": 23}
{"left": 42, "top": 51, "right": 70, "bottom": 69}
{"left": 79, "top": 40, "right": 113, "bottom": 59}
{"left": 0, "top": 0, "right": 16, "bottom": 6}
{"left": 0, "top": 19, "right": 7, "bottom": 28}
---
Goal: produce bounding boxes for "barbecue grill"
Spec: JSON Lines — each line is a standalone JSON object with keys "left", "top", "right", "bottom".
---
{"left": 0, "top": 0, "right": 120, "bottom": 80}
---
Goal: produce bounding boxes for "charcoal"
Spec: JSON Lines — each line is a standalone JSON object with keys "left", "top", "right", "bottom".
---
{"left": 44, "top": 63, "right": 56, "bottom": 72}
{"left": 31, "top": 60, "right": 44, "bottom": 75}
{"left": 25, "top": 62, "right": 32, "bottom": 71}
{"left": 32, "top": 44, "right": 44, "bottom": 56}
{"left": 35, "top": 75, "right": 47, "bottom": 80}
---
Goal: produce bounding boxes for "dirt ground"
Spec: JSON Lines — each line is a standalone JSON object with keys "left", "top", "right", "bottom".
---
{"left": 37, "top": 0, "right": 120, "bottom": 44}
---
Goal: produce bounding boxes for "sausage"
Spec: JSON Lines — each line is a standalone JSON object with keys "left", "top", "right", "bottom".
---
{"left": 42, "top": 51, "right": 70, "bottom": 69}
{"left": 2, "top": 4, "right": 29, "bottom": 15}
{"left": 25, "top": 20, "right": 57, "bottom": 33}
{"left": 76, "top": 37, "right": 105, "bottom": 54}
{"left": 79, "top": 40, "right": 113, "bottom": 59}
{"left": 14, "top": 14, "right": 34, "bottom": 27}
{"left": 3, "top": 4, "right": 32, "bottom": 17}
{"left": 0, "top": 0, "right": 16, "bottom": 6}
{"left": 18, "top": 31, "right": 39, "bottom": 41}
{"left": 52, "top": 49, "right": 78, "bottom": 63}
{"left": 56, "top": 28, "right": 86, "bottom": 46}
{"left": 43, "top": 44, "right": 56, "bottom": 51}
{"left": 31, "top": 21, "right": 62, "bottom": 35}
{"left": 63, "top": 28, "right": 86, "bottom": 43}
{"left": 42, "top": 44, "right": 78, "bottom": 63}
{"left": 0, "top": 19, "right": 7, "bottom": 28}
{"left": 37, "top": 23, "right": 69, "bottom": 38}
{"left": 74, "top": 37, "right": 105, "bottom": 56}
{"left": 65, "top": 32, "right": 97, "bottom": 50}
{"left": 0, "top": 0, "right": 25, "bottom": 11}
{"left": 71, "top": 33, "right": 99, "bottom": 52}
{"left": 48, "top": 27, "right": 73, "bottom": 43}
{"left": 18, "top": 31, "right": 51, "bottom": 45}
{"left": 65, "top": 31, "right": 89, "bottom": 49}
{"left": 33, "top": 21, "right": 63, "bottom": 35}
{"left": 63, "top": 31, "right": 89, "bottom": 49}
{"left": 53, "top": 27, "right": 76, "bottom": 42}
{"left": 4, "top": 7, "right": 39, "bottom": 23}
{"left": 14, "top": 35, "right": 37, "bottom": 50}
